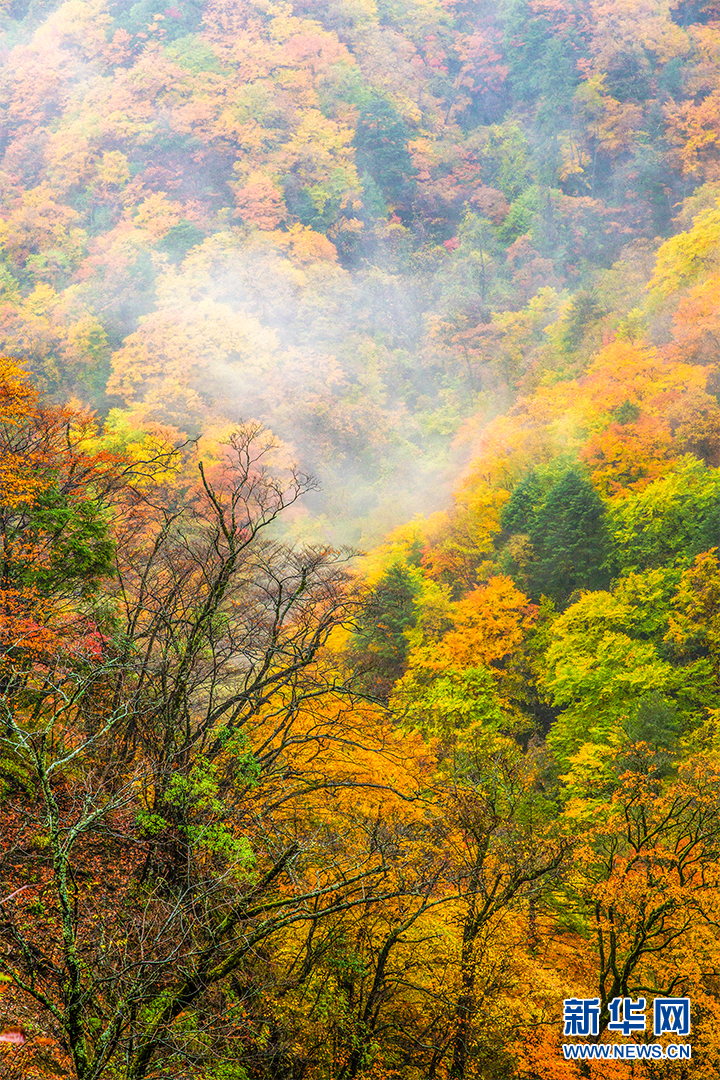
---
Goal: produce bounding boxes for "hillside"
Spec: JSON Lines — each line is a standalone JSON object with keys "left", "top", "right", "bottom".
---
{"left": 1, "top": 1, "right": 720, "bottom": 1078}
{"left": 3, "top": 0, "right": 720, "bottom": 535}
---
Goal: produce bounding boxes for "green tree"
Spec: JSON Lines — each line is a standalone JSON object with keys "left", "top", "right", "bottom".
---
{"left": 353, "top": 95, "right": 416, "bottom": 214}
{"left": 609, "top": 455, "right": 720, "bottom": 573}
{"left": 543, "top": 568, "right": 714, "bottom": 770}
{"left": 349, "top": 560, "right": 423, "bottom": 701}
{"left": 498, "top": 0, "right": 579, "bottom": 108}
{"left": 501, "top": 466, "right": 610, "bottom": 605}
{"left": 499, "top": 470, "right": 543, "bottom": 537}
{"left": 530, "top": 467, "right": 609, "bottom": 603}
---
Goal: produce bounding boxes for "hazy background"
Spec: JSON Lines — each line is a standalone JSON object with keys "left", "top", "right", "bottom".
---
{"left": 0, "top": 0, "right": 715, "bottom": 541}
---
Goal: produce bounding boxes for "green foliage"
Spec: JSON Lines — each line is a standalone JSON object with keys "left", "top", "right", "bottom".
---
{"left": 112, "top": 0, "right": 204, "bottom": 43}
{"left": 499, "top": 470, "right": 543, "bottom": 537}
{"left": 530, "top": 468, "right": 609, "bottom": 604}
{"left": 5, "top": 0, "right": 57, "bottom": 28}
{"left": 481, "top": 123, "right": 533, "bottom": 201}
{"left": 151, "top": 751, "right": 257, "bottom": 868}
{"left": 544, "top": 590, "right": 680, "bottom": 766}
{"left": 156, "top": 219, "right": 206, "bottom": 263}
{"left": 543, "top": 570, "right": 715, "bottom": 769}
{"left": 498, "top": 0, "right": 578, "bottom": 107}
{"left": 164, "top": 35, "right": 222, "bottom": 74}
{"left": 611, "top": 399, "right": 641, "bottom": 425}
{"left": 658, "top": 55, "right": 685, "bottom": 97}
{"left": 496, "top": 186, "right": 540, "bottom": 243}
{"left": 396, "top": 661, "right": 508, "bottom": 739}
{"left": 139, "top": 742, "right": 259, "bottom": 867}
{"left": 609, "top": 456, "right": 720, "bottom": 573}
{"left": 603, "top": 47, "right": 651, "bottom": 103}
{"left": 14, "top": 486, "right": 115, "bottom": 599}
{"left": 212, "top": 1063, "right": 249, "bottom": 1080}
{"left": 626, "top": 690, "right": 679, "bottom": 749}
{"left": 353, "top": 95, "right": 416, "bottom": 211}
{"left": 501, "top": 466, "right": 610, "bottom": 605}
{"left": 559, "top": 289, "right": 605, "bottom": 352}
{"left": 536, "top": 37, "right": 577, "bottom": 118}
{"left": 612, "top": 565, "right": 682, "bottom": 640}
{"left": 349, "top": 560, "right": 423, "bottom": 700}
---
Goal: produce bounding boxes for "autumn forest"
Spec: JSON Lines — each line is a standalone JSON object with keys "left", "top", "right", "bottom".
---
{"left": 1, "top": 0, "right": 720, "bottom": 1076}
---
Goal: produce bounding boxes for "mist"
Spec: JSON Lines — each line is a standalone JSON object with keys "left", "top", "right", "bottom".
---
{"left": 0, "top": 0, "right": 692, "bottom": 547}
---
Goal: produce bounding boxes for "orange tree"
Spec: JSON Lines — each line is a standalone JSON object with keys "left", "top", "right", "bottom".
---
{"left": 559, "top": 749, "right": 720, "bottom": 1046}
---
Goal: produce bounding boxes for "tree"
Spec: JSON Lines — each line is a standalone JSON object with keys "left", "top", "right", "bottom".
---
{"left": 666, "top": 547, "right": 720, "bottom": 686}
{"left": 430, "top": 733, "right": 568, "bottom": 1079}
{"left": 347, "top": 560, "right": 422, "bottom": 702}
{"left": 0, "top": 414, "right": 435, "bottom": 1080}
{"left": 501, "top": 466, "right": 610, "bottom": 606}
{"left": 0, "top": 356, "right": 149, "bottom": 699}
{"left": 542, "top": 570, "right": 702, "bottom": 770}
{"left": 564, "top": 757, "right": 720, "bottom": 1039}
{"left": 353, "top": 94, "right": 416, "bottom": 215}
{"left": 608, "top": 455, "right": 720, "bottom": 573}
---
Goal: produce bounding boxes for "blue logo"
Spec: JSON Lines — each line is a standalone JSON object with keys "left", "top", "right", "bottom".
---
{"left": 653, "top": 998, "right": 691, "bottom": 1037}
{"left": 562, "top": 996, "right": 691, "bottom": 1039}
{"left": 608, "top": 997, "right": 646, "bottom": 1035}
{"left": 563, "top": 998, "right": 600, "bottom": 1037}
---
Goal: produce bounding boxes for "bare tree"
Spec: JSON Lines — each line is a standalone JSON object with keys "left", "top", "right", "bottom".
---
{"left": 0, "top": 425, "right": 427, "bottom": 1080}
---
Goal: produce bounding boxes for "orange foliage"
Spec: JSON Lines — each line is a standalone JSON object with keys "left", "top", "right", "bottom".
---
{"left": 665, "top": 89, "right": 720, "bottom": 181}
{"left": 232, "top": 172, "right": 287, "bottom": 229}
{"left": 443, "top": 575, "right": 537, "bottom": 669}
{"left": 581, "top": 414, "right": 676, "bottom": 494}
{"left": 576, "top": 341, "right": 720, "bottom": 492}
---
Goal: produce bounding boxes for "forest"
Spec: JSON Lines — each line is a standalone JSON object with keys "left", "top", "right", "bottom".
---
{"left": 1, "top": 0, "right": 720, "bottom": 1076}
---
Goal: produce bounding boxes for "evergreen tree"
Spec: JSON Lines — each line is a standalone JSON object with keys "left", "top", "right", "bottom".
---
{"left": 349, "top": 561, "right": 421, "bottom": 701}
{"left": 499, "top": 470, "right": 542, "bottom": 536}
{"left": 530, "top": 467, "right": 609, "bottom": 605}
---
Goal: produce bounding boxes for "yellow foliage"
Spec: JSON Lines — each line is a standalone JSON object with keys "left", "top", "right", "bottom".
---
{"left": 443, "top": 575, "right": 536, "bottom": 669}
{"left": 589, "top": 0, "right": 690, "bottom": 65}
{"left": 133, "top": 192, "right": 183, "bottom": 239}
{"left": 648, "top": 199, "right": 720, "bottom": 298}
{"left": 96, "top": 150, "right": 131, "bottom": 187}
{"left": 280, "top": 223, "right": 339, "bottom": 264}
